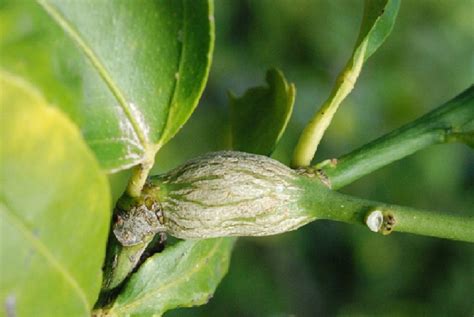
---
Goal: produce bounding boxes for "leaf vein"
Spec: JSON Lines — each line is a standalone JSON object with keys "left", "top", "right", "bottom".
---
{"left": 0, "top": 202, "right": 90, "bottom": 314}
{"left": 112, "top": 239, "right": 224, "bottom": 314}
{"left": 36, "top": 0, "right": 149, "bottom": 152}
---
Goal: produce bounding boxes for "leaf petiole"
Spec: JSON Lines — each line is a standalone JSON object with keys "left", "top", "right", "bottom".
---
{"left": 291, "top": 0, "right": 400, "bottom": 167}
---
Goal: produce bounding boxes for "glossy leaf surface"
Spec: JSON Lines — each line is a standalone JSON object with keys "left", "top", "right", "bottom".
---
{"left": 0, "top": 0, "right": 214, "bottom": 173}
{"left": 230, "top": 68, "right": 295, "bottom": 156}
{"left": 102, "top": 238, "right": 235, "bottom": 316}
{"left": 0, "top": 72, "right": 110, "bottom": 316}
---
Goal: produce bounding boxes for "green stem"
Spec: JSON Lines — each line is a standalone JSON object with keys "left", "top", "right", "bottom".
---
{"left": 298, "top": 177, "right": 474, "bottom": 242}
{"left": 101, "top": 235, "right": 153, "bottom": 292}
{"left": 317, "top": 86, "right": 474, "bottom": 190}
{"left": 291, "top": 41, "right": 367, "bottom": 168}
{"left": 126, "top": 145, "right": 159, "bottom": 197}
{"left": 391, "top": 206, "right": 473, "bottom": 242}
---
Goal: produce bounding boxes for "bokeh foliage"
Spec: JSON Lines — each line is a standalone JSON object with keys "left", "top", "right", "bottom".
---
{"left": 1, "top": 0, "right": 472, "bottom": 315}
{"left": 160, "top": 1, "right": 473, "bottom": 316}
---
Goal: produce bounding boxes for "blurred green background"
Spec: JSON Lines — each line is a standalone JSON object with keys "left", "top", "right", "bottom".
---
{"left": 2, "top": 0, "right": 472, "bottom": 316}
{"left": 162, "top": 1, "right": 474, "bottom": 316}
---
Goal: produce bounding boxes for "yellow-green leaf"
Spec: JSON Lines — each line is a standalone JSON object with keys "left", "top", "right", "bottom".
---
{"left": 0, "top": 72, "right": 110, "bottom": 316}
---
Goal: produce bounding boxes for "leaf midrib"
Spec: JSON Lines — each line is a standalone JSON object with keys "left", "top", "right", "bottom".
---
{"left": 0, "top": 201, "right": 90, "bottom": 314}
{"left": 36, "top": 0, "right": 149, "bottom": 150}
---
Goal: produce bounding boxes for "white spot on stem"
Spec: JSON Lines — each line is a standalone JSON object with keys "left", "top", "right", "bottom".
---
{"left": 366, "top": 210, "right": 383, "bottom": 232}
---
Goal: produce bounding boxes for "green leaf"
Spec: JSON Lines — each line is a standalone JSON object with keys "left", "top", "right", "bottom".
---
{"left": 0, "top": 72, "right": 110, "bottom": 316}
{"left": 355, "top": 0, "right": 400, "bottom": 61}
{"left": 0, "top": 0, "right": 214, "bottom": 175}
{"left": 229, "top": 68, "right": 295, "bottom": 156}
{"left": 292, "top": 0, "right": 400, "bottom": 167}
{"left": 100, "top": 238, "right": 235, "bottom": 316}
